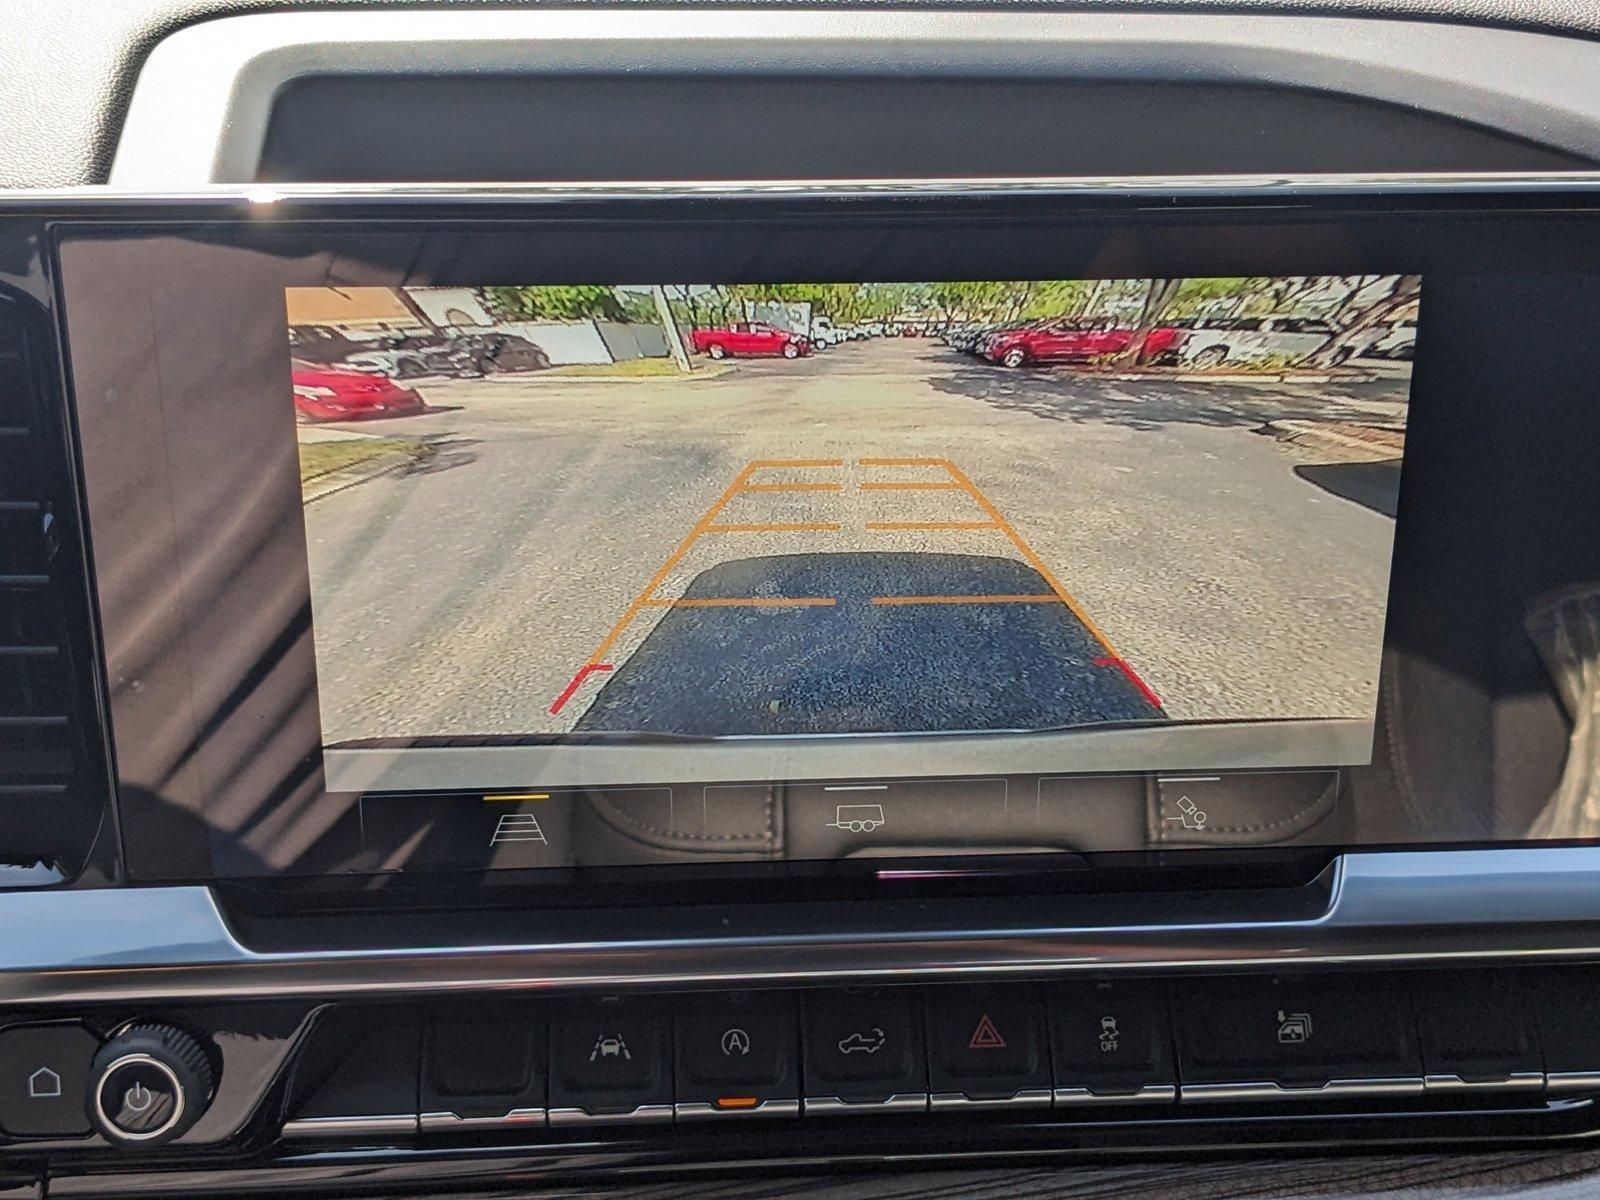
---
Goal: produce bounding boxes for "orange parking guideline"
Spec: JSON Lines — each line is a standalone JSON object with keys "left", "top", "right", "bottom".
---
{"left": 579, "top": 459, "right": 844, "bottom": 667}
{"left": 642, "top": 597, "right": 836, "bottom": 609}
{"left": 705, "top": 521, "right": 842, "bottom": 533}
{"left": 865, "top": 520, "right": 996, "bottom": 531}
{"left": 870, "top": 594, "right": 1062, "bottom": 606}
{"left": 935, "top": 458, "right": 1124, "bottom": 659}
{"left": 859, "top": 481, "right": 962, "bottom": 491}
{"left": 741, "top": 482, "right": 844, "bottom": 493}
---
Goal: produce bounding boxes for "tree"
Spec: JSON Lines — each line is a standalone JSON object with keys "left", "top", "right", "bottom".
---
{"left": 1303, "top": 275, "right": 1422, "bottom": 367}
{"left": 480, "top": 285, "right": 629, "bottom": 322}
{"left": 1112, "top": 278, "right": 1184, "bottom": 366}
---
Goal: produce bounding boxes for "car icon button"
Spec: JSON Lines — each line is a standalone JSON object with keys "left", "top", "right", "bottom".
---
{"left": 803, "top": 991, "right": 927, "bottom": 1107}
{"left": 548, "top": 1001, "right": 671, "bottom": 1124}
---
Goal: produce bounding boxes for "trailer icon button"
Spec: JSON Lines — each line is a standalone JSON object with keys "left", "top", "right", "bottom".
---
{"left": 826, "top": 804, "right": 886, "bottom": 833}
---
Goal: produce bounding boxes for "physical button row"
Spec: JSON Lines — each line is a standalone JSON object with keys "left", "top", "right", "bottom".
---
{"left": 281, "top": 968, "right": 1583, "bottom": 1140}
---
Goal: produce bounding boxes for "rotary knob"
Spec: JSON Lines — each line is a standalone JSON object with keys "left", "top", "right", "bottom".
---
{"left": 87, "top": 1024, "right": 214, "bottom": 1147}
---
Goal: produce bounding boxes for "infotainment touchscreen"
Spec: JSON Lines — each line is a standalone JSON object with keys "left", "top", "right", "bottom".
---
{"left": 290, "top": 276, "right": 1412, "bottom": 756}
{"left": 52, "top": 195, "right": 1468, "bottom": 881}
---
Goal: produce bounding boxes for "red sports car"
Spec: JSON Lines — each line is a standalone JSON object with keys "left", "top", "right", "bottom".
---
{"left": 291, "top": 363, "right": 425, "bottom": 422}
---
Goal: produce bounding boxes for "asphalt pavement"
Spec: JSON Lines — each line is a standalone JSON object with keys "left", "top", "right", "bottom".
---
{"left": 297, "top": 337, "right": 1408, "bottom": 744}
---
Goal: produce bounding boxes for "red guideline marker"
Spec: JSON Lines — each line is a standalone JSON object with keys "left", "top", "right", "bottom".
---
{"left": 548, "top": 663, "right": 614, "bottom": 715}
{"left": 1093, "top": 655, "right": 1163, "bottom": 711}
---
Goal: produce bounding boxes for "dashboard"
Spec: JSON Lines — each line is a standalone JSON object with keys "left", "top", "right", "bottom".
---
{"left": 6, "top": 4, "right": 1600, "bottom": 1199}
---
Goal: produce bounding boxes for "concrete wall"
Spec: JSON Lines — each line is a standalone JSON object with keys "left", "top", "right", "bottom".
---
{"left": 485, "top": 319, "right": 669, "bottom": 366}
{"left": 596, "top": 320, "right": 670, "bottom": 361}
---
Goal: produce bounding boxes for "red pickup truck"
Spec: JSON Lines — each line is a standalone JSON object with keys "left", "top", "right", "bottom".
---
{"left": 689, "top": 322, "right": 811, "bottom": 360}
{"left": 981, "top": 318, "right": 1187, "bottom": 368}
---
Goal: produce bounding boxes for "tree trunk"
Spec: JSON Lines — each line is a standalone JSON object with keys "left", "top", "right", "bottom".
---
{"left": 1113, "top": 278, "right": 1183, "bottom": 366}
{"left": 1304, "top": 275, "right": 1422, "bottom": 367}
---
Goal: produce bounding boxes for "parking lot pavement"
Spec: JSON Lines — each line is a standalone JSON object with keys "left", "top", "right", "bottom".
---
{"left": 300, "top": 336, "right": 1407, "bottom": 743}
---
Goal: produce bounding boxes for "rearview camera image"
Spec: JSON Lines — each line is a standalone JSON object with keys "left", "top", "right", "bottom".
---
{"left": 288, "top": 276, "right": 1415, "bottom": 753}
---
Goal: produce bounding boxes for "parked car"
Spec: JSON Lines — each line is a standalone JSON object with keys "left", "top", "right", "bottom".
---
{"left": 689, "top": 322, "right": 811, "bottom": 359}
{"left": 341, "top": 334, "right": 482, "bottom": 379}
{"left": 291, "top": 362, "right": 426, "bottom": 422}
{"left": 1175, "top": 315, "right": 1337, "bottom": 368}
{"left": 287, "top": 323, "right": 370, "bottom": 366}
{"left": 449, "top": 332, "right": 552, "bottom": 374}
{"left": 809, "top": 317, "right": 845, "bottom": 349}
{"left": 982, "top": 318, "right": 1187, "bottom": 368}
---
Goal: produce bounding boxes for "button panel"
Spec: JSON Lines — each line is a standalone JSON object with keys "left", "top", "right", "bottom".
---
{"left": 263, "top": 967, "right": 1581, "bottom": 1143}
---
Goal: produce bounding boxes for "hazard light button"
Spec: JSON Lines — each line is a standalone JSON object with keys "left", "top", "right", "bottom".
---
{"left": 926, "top": 988, "right": 1051, "bottom": 1108}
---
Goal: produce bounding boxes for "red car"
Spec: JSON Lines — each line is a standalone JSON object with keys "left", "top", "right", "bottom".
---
{"left": 291, "top": 363, "right": 425, "bottom": 422}
{"left": 689, "top": 322, "right": 811, "bottom": 360}
{"left": 982, "top": 318, "right": 1187, "bottom": 368}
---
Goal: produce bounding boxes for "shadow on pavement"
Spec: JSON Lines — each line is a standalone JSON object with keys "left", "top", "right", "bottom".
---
{"left": 575, "top": 552, "right": 1166, "bottom": 736}
{"left": 404, "top": 435, "right": 480, "bottom": 476}
{"left": 1293, "top": 459, "right": 1402, "bottom": 518}
{"left": 928, "top": 358, "right": 1407, "bottom": 432}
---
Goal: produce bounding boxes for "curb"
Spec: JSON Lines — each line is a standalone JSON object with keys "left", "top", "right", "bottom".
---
{"left": 302, "top": 450, "right": 422, "bottom": 504}
{"left": 482, "top": 364, "right": 738, "bottom": 385}
{"left": 1256, "top": 420, "right": 1404, "bottom": 460}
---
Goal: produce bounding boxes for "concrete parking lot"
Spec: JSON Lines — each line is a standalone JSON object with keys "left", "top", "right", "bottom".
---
{"left": 298, "top": 337, "right": 1408, "bottom": 744}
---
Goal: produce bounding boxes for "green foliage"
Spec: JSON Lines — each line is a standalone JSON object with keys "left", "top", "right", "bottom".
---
{"left": 480, "top": 285, "right": 629, "bottom": 321}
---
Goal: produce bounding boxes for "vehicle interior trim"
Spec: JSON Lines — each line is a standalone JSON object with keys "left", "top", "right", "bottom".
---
{"left": 107, "top": 11, "right": 1600, "bottom": 187}
{"left": 8, "top": 848, "right": 1600, "bottom": 1005}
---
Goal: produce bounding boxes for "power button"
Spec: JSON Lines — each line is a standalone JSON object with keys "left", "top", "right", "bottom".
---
{"left": 87, "top": 1025, "right": 214, "bottom": 1147}
{"left": 95, "top": 1056, "right": 184, "bottom": 1140}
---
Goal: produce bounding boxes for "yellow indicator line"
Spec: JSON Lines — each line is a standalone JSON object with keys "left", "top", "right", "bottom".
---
{"left": 937, "top": 458, "right": 1124, "bottom": 659}
{"left": 583, "top": 461, "right": 762, "bottom": 664}
{"left": 641, "top": 597, "right": 837, "bottom": 609}
{"left": 871, "top": 594, "right": 1064, "bottom": 606}
{"left": 705, "top": 522, "right": 842, "bottom": 533}
{"left": 484, "top": 792, "right": 552, "bottom": 803}
{"left": 859, "top": 481, "right": 963, "bottom": 491}
{"left": 864, "top": 520, "right": 997, "bottom": 531}
{"left": 858, "top": 456, "right": 946, "bottom": 467}
{"left": 740, "top": 482, "right": 845, "bottom": 493}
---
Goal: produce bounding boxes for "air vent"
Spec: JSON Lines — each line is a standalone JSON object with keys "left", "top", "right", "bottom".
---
{"left": 0, "top": 291, "right": 107, "bottom": 886}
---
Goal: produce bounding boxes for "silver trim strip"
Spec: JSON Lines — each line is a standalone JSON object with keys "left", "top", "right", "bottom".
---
{"left": 1052, "top": 1084, "right": 1178, "bottom": 1106}
{"left": 418, "top": 1108, "right": 547, "bottom": 1133}
{"left": 546, "top": 1104, "right": 674, "bottom": 1127}
{"left": 673, "top": 1099, "right": 800, "bottom": 1121}
{"left": 1423, "top": 1072, "right": 1546, "bottom": 1094}
{"left": 280, "top": 1113, "right": 418, "bottom": 1139}
{"left": 104, "top": 11, "right": 1600, "bottom": 186}
{"left": 803, "top": 1094, "right": 930, "bottom": 1116}
{"left": 930, "top": 1089, "right": 1052, "bottom": 1112}
{"left": 1181, "top": 1078, "right": 1427, "bottom": 1103}
{"left": 7, "top": 848, "right": 1600, "bottom": 1005}
{"left": 1546, "top": 1071, "right": 1600, "bottom": 1095}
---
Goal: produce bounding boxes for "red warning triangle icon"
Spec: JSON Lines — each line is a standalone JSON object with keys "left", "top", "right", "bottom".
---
{"left": 968, "top": 1013, "right": 1006, "bottom": 1051}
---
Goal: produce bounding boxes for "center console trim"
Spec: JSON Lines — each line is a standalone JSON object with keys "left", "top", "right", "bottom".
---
{"left": 6, "top": 847, "right": 1600, "bottom": 1006}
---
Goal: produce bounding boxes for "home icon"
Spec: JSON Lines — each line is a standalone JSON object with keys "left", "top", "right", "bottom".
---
{"left": 27, "top": 1067, "right": 62, "bottom": 1099}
